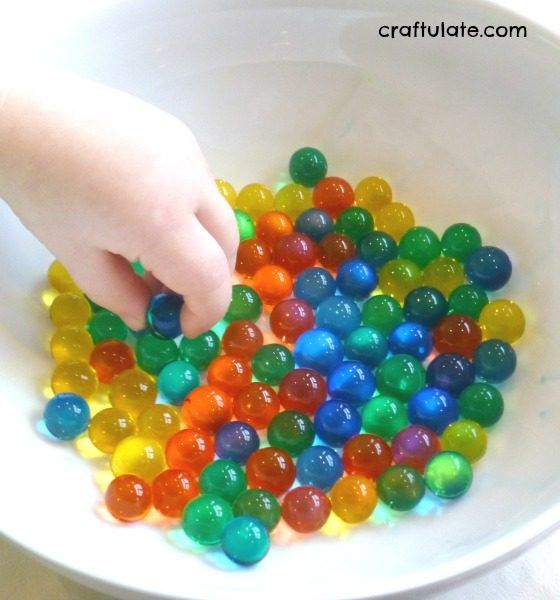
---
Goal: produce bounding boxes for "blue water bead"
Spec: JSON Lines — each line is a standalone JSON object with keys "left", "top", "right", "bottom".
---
{"left": 314, "top": 400, "right": 361, "bottom": 447}
{"left": 146, "top": 293, "right": 183, "bottom": 339}
{"left": 336, "top": 259, "right": 377, "bottom": 300}
{"left": 344, "top": 326, "right": 388, "bottom": 368}
{"left": 294, "top": 267, "right": 336, "bottom": 308}
{"left": 408, "top": 387, "right": 459, "bottom": 434}
{"left": 296, "top": 445, "right": 344, "bottom": 491}
{"left": 221, "top": 516, "right": 270, "bottom": 565}
{"left": 327, "top": 361, "right": 375, "bottom": 407}
{"left": 426, "top": 353, "right": 475, "bottom": 396}
{"left": 358, "top": 231, "right": 398, "bottom": 270}
{"left": 215, "top": 421, "right": 260, "bottom": 464}
{"left": 465, "top": 246, "right": 512, "bottom": 291}
{"left": 403, "top": 287, "right": 448, "bottom": 327}
{"left": 473, "top": 339, "right": 516, "bottom": 383}
{"left": 295, "top": 208, "right": 334, "bottom": 242}
{"left": 316, "top": 295, "right": 361, "bottom": 338}
{"left": 388, "top": 322, "right": 433, "bottom": 361}
{"left": 43, "top": 393, "right": 90, "bottom": 440}
{"left": 294, "top": 328, "right": 344, "bottom": 375}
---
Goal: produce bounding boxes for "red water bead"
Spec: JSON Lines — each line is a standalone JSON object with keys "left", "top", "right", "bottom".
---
{"left": 256, "top": 211, "right": 294, "bottom": 248}
{"left": 433, "top": 314, "right": 482, "bottom": 358}
{"left": 270, "top": 298, "right": 315, "bottom": 343}
{"left": 222, "top": 320, "right": 264, "bottom": 359}
{"left": 233, "top": 382, "right": 280, "bottom": 429}
{"left": 246, "top": 447, "right": 296, "bottom": 496}
{"left": 281, "top": 486, "right": 331, "bottom": 533}
{"left": 278, "top": 368, "right": 327, "bottom": 415}
{"left": 105, "top": 474, "right": 152, "bottom": 522}
{"left": 90, "top": 340, "right": 135, "bottom": 384}
{"left": 181, "top": 385, "right": 233, "bottom": 433}
{"left": 272, "top": 233, "right": 317, "bottom": 276}
{"left": 252, "top": 265, "right": 293, "bottom": 305}
{"left": 207, "top": 355, "right": 252, "bottom": 395}
{"left": 313, "top": 176, "right": 355, "bottom": 218}
{"left": 165, "top": 429, "right": 214, "bottom": 474}
{"left": 236, "top": 239, "right": 271, "bottom": 277}
{"left": 342, "top": 434, "right": 392, "bottom": 480}
{"left": 152, "top": 469, "right": 199, "bottom": 518}
{"left": 391, "top": 425, "right": 441, "bottom": 472}
{"left": 318, "top": 233, "right": 356, "bottom": 271}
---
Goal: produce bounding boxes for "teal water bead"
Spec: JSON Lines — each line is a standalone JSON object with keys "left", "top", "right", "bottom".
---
{"left": 399, "top": 226, "right": 441, "bottom": 268}
{"left": 403, "top": 287, "right": 448, "bottom": 328}
{"left": 252, "top": 344, "right": 295, "bottom": 385}
{"left": 448, "top": 284, "right": 489, "bottom": 319}
{"left": 377, "top": 465, "right": 425, "bottom": 511}
{"left": 157, "top": 360, "right": 200, "bottom": 405}
{"left": 221, "top": 516, "right": 270, "bottom": 565}
{"left": 225, "top": 285, "right": 263, "bottom": 322}
{"left": 458, "top": 383, "right": 504, "bottom": 427}
{"left": 334, "top": 207, "right": 374, "bottom": 244}
{"left": 182, "top": 494, "right": 234, "bottom": 545}
{"left": 441, "top": 223, "right": 482, "bottom": 262}
{"left": 200, "top": 459, "right": 247, "bottom": 503}
{"left": 289, "top": 147, "right": 328, "bottom": 187}
{"left": 359, "top": 231, "right": 398, "bottom": 270}
{"left": 233, "top": 489, "right": 281, "bottom": 531}
{"left": 344, "top": 326, "right": 388, "bottom": 368}
{"left": 87, "top": 309, "right": 129, "bottom": 344}
{"left": 135, "top": 332, "right": 178, "bottom": 375}
{"left": 376, "top": 354, "right": 426, "bottom": 401}
{"left": 361, "top": 395, "right": 409, "bottom": 440}
{"left": 234, "top": 209, "right": 256, "bottom": 241}
{"left": 362, "top": 295, "right": 403, "bottom": 335}
{"left": 424, "top": 451, "right": 473, "bottom": 499}
{"left": 179, "top": 330, "right": 220, "bottom": 370}
{"left": 267, "top": 410, "right": 314, "bottom": 456}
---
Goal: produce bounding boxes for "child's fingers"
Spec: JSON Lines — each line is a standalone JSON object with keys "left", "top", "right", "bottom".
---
{"left": 180, "top": 278, "right": 232, "bottom": 338}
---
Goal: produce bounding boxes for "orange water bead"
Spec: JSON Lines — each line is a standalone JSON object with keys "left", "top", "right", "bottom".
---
{"left": 222, "top": 320, "right": 264, "bottom": 359}
{"left": 317, "top": 233, "right": 356, "bottom": 271}
{"left": 233, "top": 382, "right": 280, "bottom": 429}
{"left": 90, "top": 340, "right": 135, "bottom": 384}
{"left": 313, "top": 176, "right": 355, "bottom": 218}
{"left": 330, "top": 475, "right": 377, "bottom": 524}
{"left": 342, "top": 434, "right": 392, "bottom": 480}
{"left": 252, "top": 265, "right": 292, "bottom": 305}
{"left": 105, "top": 474, "right": 152, "bottom": 522}
{"left": 246, "top": 447, "right": 296, "bottom": 496}
{"left": 182, "top": 385, "right": 233, "bottom": 433}
{"left": 433, "top": 314, "right": 482, "bottom": 359}
{"left": 256, "top": 211, "right": 294, "bottom": 248}
{"left": 235, "top": 239, "right": 272, "bottom": 277}
{"left": 207, "top": 355, "right": 253, "bottom": 395}
{"left": 165, "top": 429, "right": 214, "bottom": 474}
{"left": 152, "top": 469, "right": 199, "bottom": 518}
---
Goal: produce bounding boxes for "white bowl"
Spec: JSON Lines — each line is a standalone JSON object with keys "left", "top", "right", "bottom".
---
{"left": 1, "top": 1, "right": 560, "bottom": 599}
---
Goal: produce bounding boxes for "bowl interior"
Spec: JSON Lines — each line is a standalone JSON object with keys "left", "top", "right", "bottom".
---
{"left": 1, "top": 1, "right": 560, "bottom": 599}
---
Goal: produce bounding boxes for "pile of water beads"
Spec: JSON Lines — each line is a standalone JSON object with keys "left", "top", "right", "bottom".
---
{"left": 42, "top": 147, "right": 525, "bottom": 566}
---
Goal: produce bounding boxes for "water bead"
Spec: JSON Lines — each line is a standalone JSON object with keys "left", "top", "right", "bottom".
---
{"left": 441, "top": 419, "right": 487, "bottom": 463}
{"left": 105, "top": 475, "right": 152, "bottom": 522}
{"left": 236, "top": 183, "right": 274, "bottom": 219}
{"left": 465, "top": 246, "right": 512, "bottom": 291}
{"left": 207, "top": 355, "right": 252, "bottom": 395}
{"left": 379, "top": 259, "right": 422, "bottom": 302}
{"left": 90, "top": 340, "right": 135, "bottom": 384}
{"left": 473, "top": 339, "right": 516, "bottom": 383}
{"left": 376, "top": 465, "right": 425, "bottom": 511}
{"left": 433, "top": 314, "right": 482, "bottom": 359}
{"left": 334, "top": 207, "right": 374, "bottom": 244}
{"left": 391, "top": 425, "right": 441, "bottom": 471}
{"left": 221, "top": 516, "right": 270, "bottom": 565}
{"left": 342, "top": 434, "right": 392, "bottom": 479}
{"left": 146, "top": 293, "right": 183, "bottom": 339}
{"left": 424, "top": 451, "right": 473, "bottom": 499}
{"left": 233, "top": 489, "right": 281, "bottom": 531}
{"left": 251, "top": 343, "right": 295, "bottom": 386}
{"left": 313, "top": 176, "right": 354, "bottom": 218}
{"left": 88, "top": 407, "right": 136, "bottom": 453}
{"left": 222, "top": 320, "right": 263, "bottom": 360}
{"left": 403, "top": 287, "right": 448, "bottom": 328}
{"left": 336, "top": 259, "right": 377, "bottom": 300}
{"left": 270, "top": 298, "right": 315, "bottom": 343}
{"left": 110, "top": 368, "right": 157, "bottom": 416}
{"left": 295, "top": 208, "right": 334, "bottom": 242}
{"left": 375, "top": 202, "right": 415, "bottom": 241}
{"left": 361, "top": 395, "right": 408, "bottom": 441}
{"left": 296, "top": 445, "right": 343, "bottom": 491}
{"left": 293, "top": 267, "right": 336, "bottom": 308}
{"left": 183, "top": 385, "right": 233, "bottom": 433}
{"left": 165, "top": 429, "right": 214, "bottom": 474}
{"left": 267, "top": 410, "right": 314, "bottom": 456}
{"left": 43, "top": 393, "right": 90, "bottom": 440}
{"left": 399, "top": 226, "right": 441, "bottom": 268}
{"left": 426, "top": 353, "right": 475, "bottom": 396}
{"left": 179, "top": 330, "right": 220, "bottom": 369}
{"left": 51, "top": 360, "right": 98, "bottom": 398}
{"left": 50, "top": 326, "right": 94, "bottom": 363}
{"left": 289, "top": 147, "right": 328, "bottom": 187}
{"left": 273, "top": 232, "right": 317, "bottom": 276}
{"left": 274, "top": 184, "right": 312, "bottom": 220}
{"left": 216, "top": 179, "right": 237, "bottom": 207}
{"left": 318, "top": 233, "right": 356, "bottom": 271}
{"left": 111, "top": 435, "right": 166, "bottom": 482}
{"left": 234, "top": 209, "right": 256, "bottom": 242}
{"left": 225, "top": 284, "right": 263, "bottom": 322}
{"left": 294, "top": 329, "right": 344, "bottom": 375}
{"left": 358, "top": 231, "right": 398, "bottom": 270}
{"left": 199, "top": 459, "right": 247, "bottom": 503}
{"left": 315, "top": 295, "right": 361, "bottom": 338}
{"left": 441, "top": 223, "right": 482, "bottom": 262}
{"left": 50, "top": 292, "right": 91, "bottom": 328}
{"left": 314, "top": 400, "right": 361, "bottom": 447}
{"left": 448, "top": 284, "right": 489, "bottom": 319}
{"left": 157, "top": 360, "right": 200, "bottom": 405}
{"left": 152, "top": 469, "right": 199, "bottom": 518}
{"left": 407, "top": 387, "right": 459, "bottom": 435}
{"left": 458, "top": 383, "right": 504, "bottom": 427}
{"left": 137, "top": 404, "right": 181, "bottom": 443}
{"left": 256, "top": 210, "right": 294, "bottom": 248}
{"left": 136, "top": 332, "right": 178, "bottom": 375}
{"left": 424, "top": 256, "right": 465, "bottom": 297}
{"left": 47, "top": 260, "right": 80, "bottom": 293}
{"left": 277, "top": 368, "right": 326, "bottom": 415}
{"left": 388, "top": 322, "right": 433, "bottom": 361}
{"left": 235, "top": 239, "right": 272, "bottom": 277}
{"left": 361, "top": 295, "right": 403, "bottom": 335}
{"left": 246, "top": 447, "right": 296, "bottom": 496}
{"left": 182, "top": 494, "right": 234, "bottom": 546}
{"left": 330, "top": 475, "right": 377, "bottom": 524}
{"left": 282, "top": 486, "right": 331, "bottom": 533}
{"left": 344, "top": 326, "right": 388, "bottom": 368}
{"left": 376, "top": 354, "right": 426, "bottom": 401}
{"left": 478, "top": 300, "right": 525, "bottom": 344}
{"left": 252, "top": 265, "right": 292, "bottom": 305}
{"left": 88, "top": 310, "right": 128, "bottom": 344}
{"left": 354, "top": 176, "right": 392, "bottom": 214}
{"left": 327, "top": 361, "right": 375, "bottom": 407}
{"left": 215, "top": 421, "right": 260, "bottom": 464}
{"left": 233, "top": 382, "right": 280, "bottom": 430}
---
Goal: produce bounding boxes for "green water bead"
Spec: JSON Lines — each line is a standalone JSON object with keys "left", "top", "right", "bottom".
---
{"left": 87, "top": 309, "right": 129, "bottom": 344}
{"left": 361, "top": 295, "right": 403, "bottom": 336}
{"left": 157, "top": 359, "right": 200, "bottom": 404}
{"left": 441, "top": 419, "right": 487, "bottom": 463}
{"left": 448, "top": 284, "right": 489, "bottom": 319}
{"left": 267, "top": 410, "right": 314, "bottom": 456}
{"left": 376, "top": 354, "right": 426, "bottom": 401}
{"left": 424, "top": 451, "right": 473, "bottom": 499}
{"left": 135, "top": 332, "right": 178, "bottom": 375}
{"left": 334, "top": 207, "right": 374, "bottom": 244}
{"left": 182, "top": 494, "right": 234, "bottom": 546}
{"left": 233, "top": 489, "right": 281, "bottom": 531}
{"left": 251, "top": 343, "right": 294, "bottom": 385}
{"left": 344, "top": 326, "right": 388, "bottom": 368}
{"left": 377, "top": 465, "right": 425, "bottom": 511}
{"left": 234, "top": 209, "right": 255, "bottom": 241}
{"left": 458, "top": 383, "right": 504, "bottom": 427}
{"left": 441, "top": 223, "right": 482, "bottom": 262}
{"left": 86, "top": 296, "right": 104, "bottom": 313}
{"left": 398, "top": 226, "right": 441, "bottom": 268}
{"left": 199, "top": 459, "right": 247, "bottom": 503}
{"left": 289, "top": 147, "right": 328, "bottom": 187}
{"left": 178, "top": 330, "right": 220, "bottom": 370}
{"left": 361, "top": 395, "right": 409, "bottom": 440}
{"left": 225, "top": 285, "right": 263, "bottom": 322}
{"left": 131, "top": 260, "right": 146, "bottom": 276}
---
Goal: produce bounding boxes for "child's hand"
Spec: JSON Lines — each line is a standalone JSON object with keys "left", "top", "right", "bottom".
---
{"left": 0, "top": 73, "right": 238, "bottom": 336}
